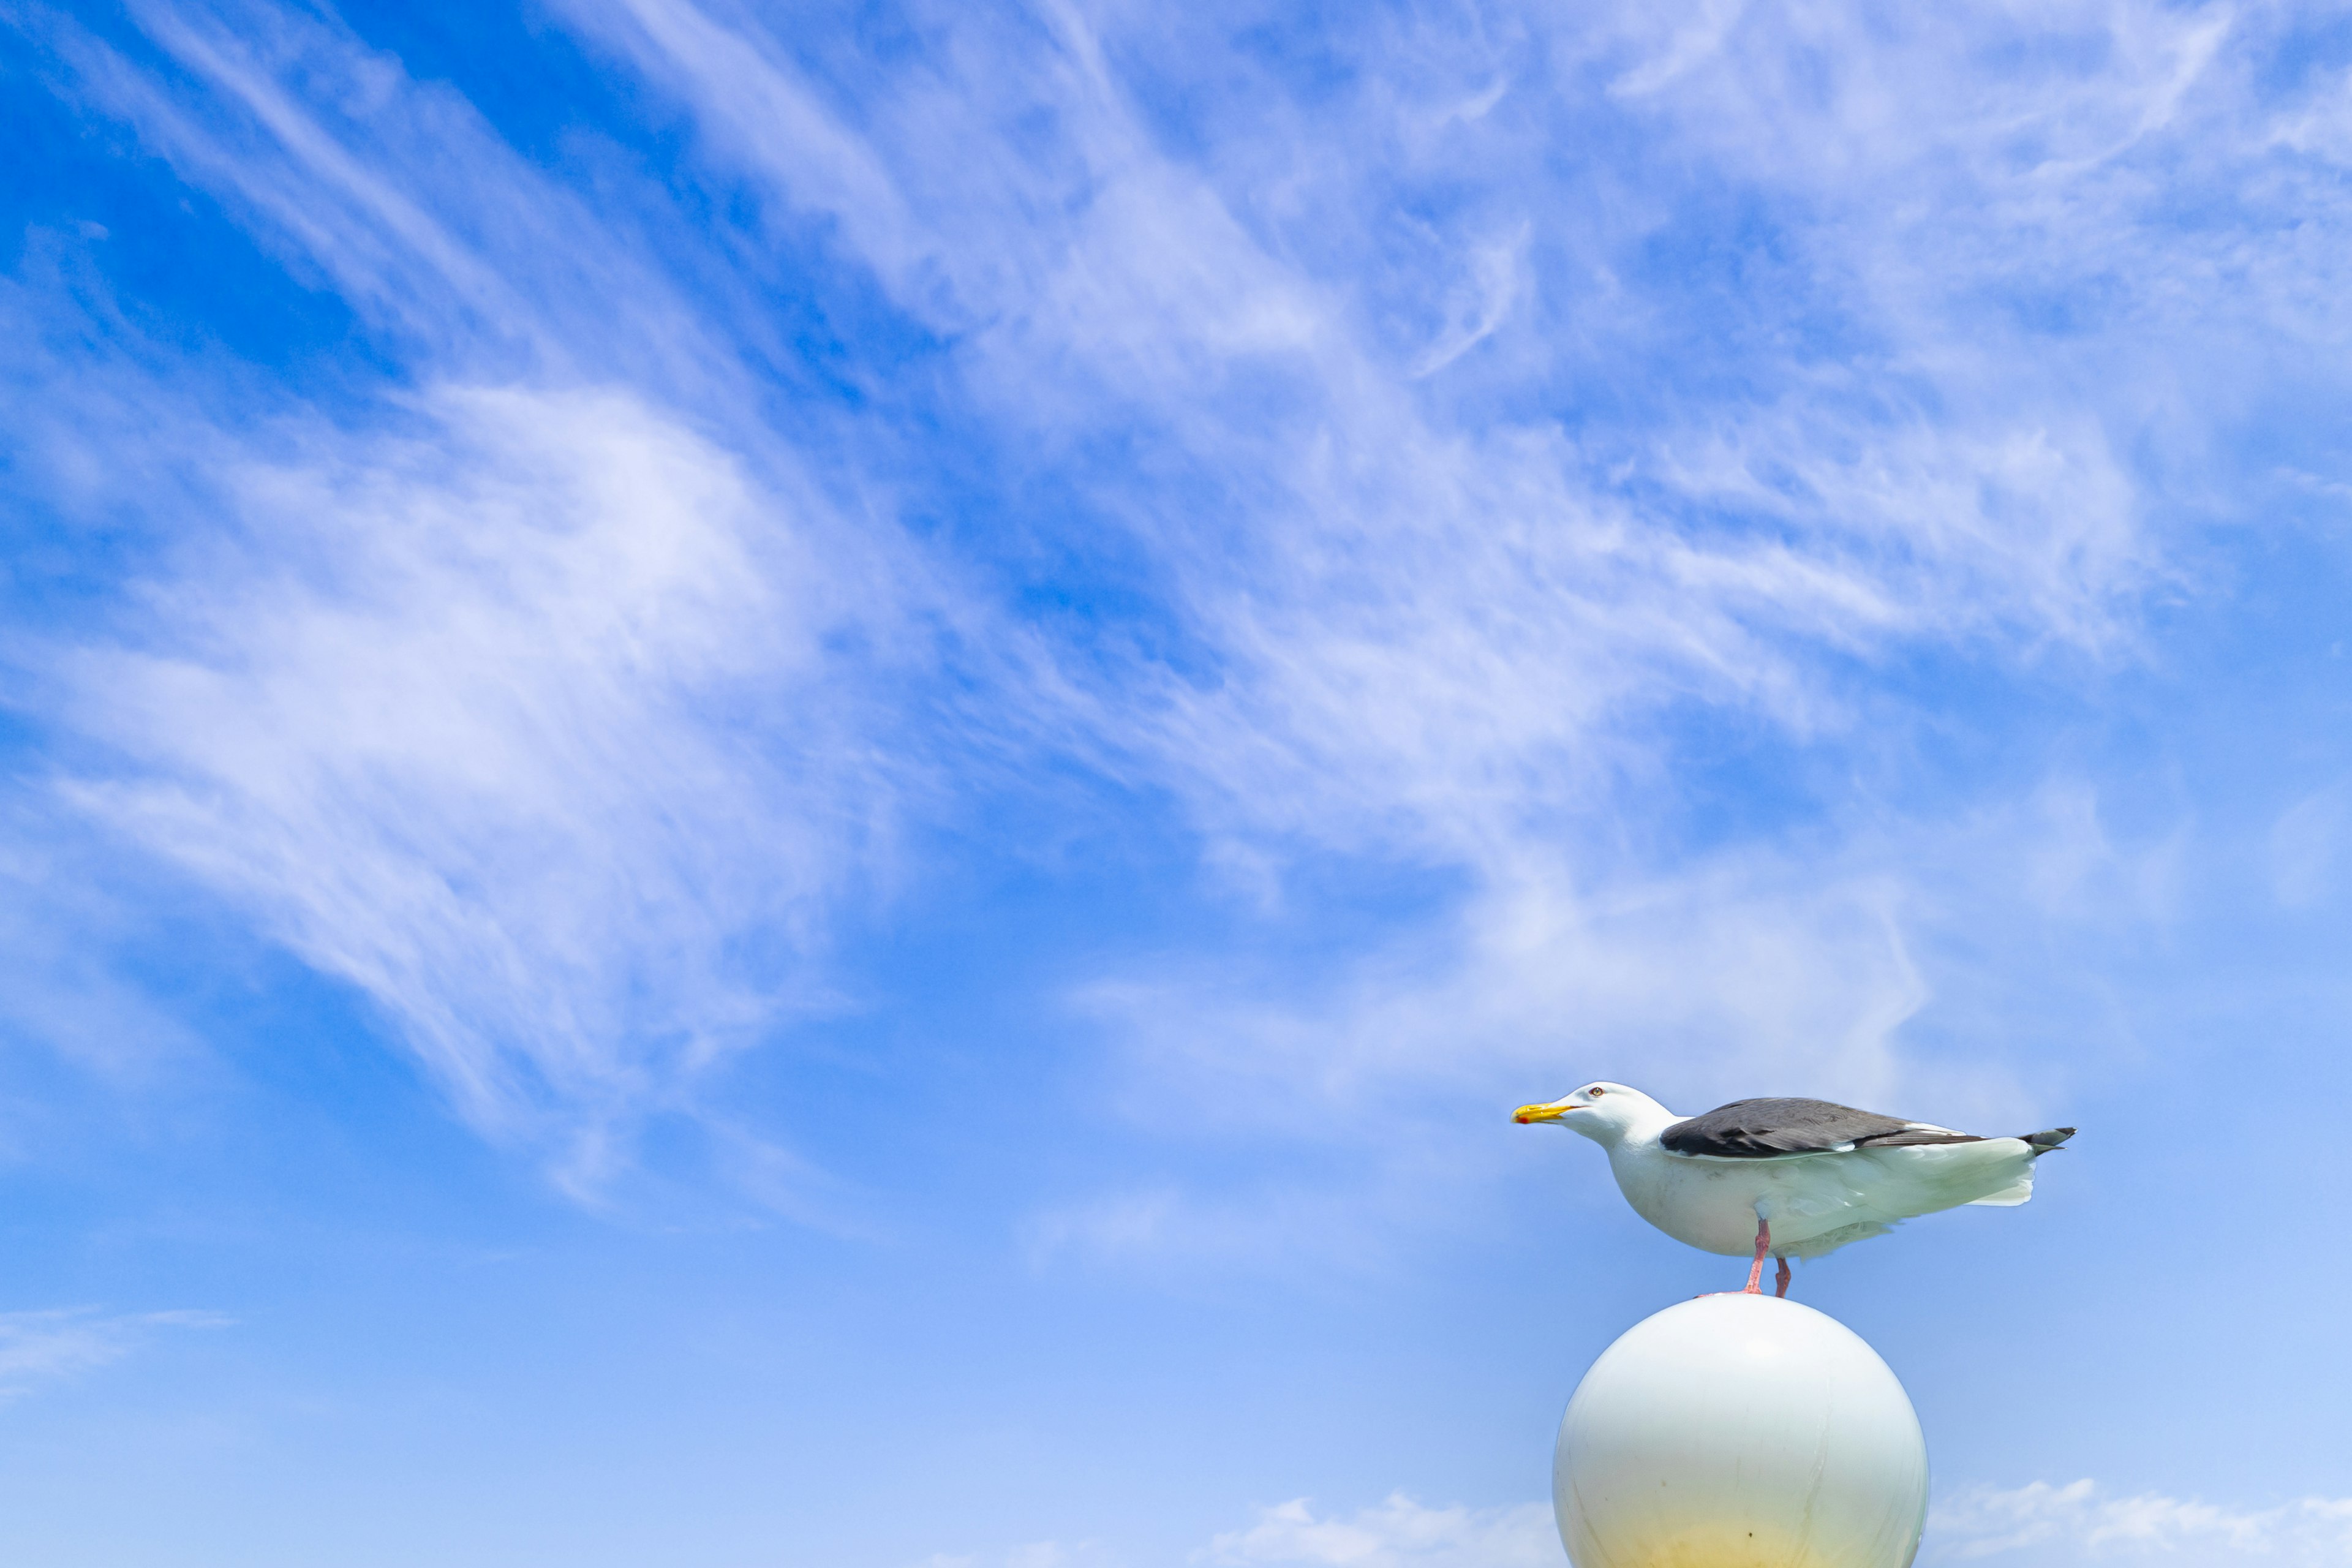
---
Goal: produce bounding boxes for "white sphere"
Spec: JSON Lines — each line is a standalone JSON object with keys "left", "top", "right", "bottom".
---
{"left": 1554, "top": 1294, "right": 1928, "bottom": 1568}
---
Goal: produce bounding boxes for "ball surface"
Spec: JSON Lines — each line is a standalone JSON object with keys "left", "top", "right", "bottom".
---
{"left": 1553, "top": 1294, "right": 1928, "bottom": 1568}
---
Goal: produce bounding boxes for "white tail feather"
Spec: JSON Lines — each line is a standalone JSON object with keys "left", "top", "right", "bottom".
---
{"left": 1966, "top": 1172, "right": 2035, "bottom": 1207}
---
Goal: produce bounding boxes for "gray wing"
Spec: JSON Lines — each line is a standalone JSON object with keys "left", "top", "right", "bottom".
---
{"left": 1659, "top": 1097, "right": 1987, "bottom": 1159}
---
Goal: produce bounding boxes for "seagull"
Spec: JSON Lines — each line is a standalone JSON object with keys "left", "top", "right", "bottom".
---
{"left": 1513, "top": 1082, "right": 2075, "bottom": 1297}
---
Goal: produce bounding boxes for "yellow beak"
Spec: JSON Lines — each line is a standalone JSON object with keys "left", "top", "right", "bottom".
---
{"left": 1514, "top": 1102, "right": 1573, "bottom": 1124}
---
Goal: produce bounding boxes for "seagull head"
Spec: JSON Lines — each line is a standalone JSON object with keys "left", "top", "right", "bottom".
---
{"left": 1512, "top": 1081, "right": 1673, "bottom": 1145}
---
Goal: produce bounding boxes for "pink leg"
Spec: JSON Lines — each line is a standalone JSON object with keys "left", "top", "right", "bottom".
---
{"left": 1744, "top": 1215, "right": 1771, "bottom": 1294}
{"left": 1774, "top": 1255, "right": 1792, "bottom": 1298}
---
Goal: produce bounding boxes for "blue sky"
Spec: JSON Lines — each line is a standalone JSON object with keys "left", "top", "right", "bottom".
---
{"left": 4, "top": 1, "right": 2352, "bottom": 1564}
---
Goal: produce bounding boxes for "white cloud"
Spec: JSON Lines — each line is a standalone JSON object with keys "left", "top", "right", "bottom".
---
{"left": 1411, "top": 225, "right": 1528, "bottom": 378}
{"left": 554, "top": 0, "right": 2190, "bottom": 897}
{"left": 13, "top": 4, "right": 1000, "bottom": 1198}
{"left": 552, "top": 4, "right": 2198, "bottom": 1091}
{"left": 1185, "top": 1480, "right": 2352, "bottom": 1568}
{"left": 1608, "top": 0, "right": 1750, "bottom": 100}
{"left": 1196, "top": 1481, "right": 2352, "bottom": 1568}
{"left": 1202, "top": 1494, "right": 1559, "bottom": 1568}
{"left": 48, "top": 0, "right": 740, "bottom": 396}
{"left": 1076, "top": 854, "right": 1940, "bottom": 1121}
{"left": 912, "top": 1541, "right": 1115, "bottom": 1568}
{"left": 1931, "top": 1479, "right": 2352, "bottom": 1564}
{"left": 0, "top": 1308, "right": 230, "bottom": 1401}
{"left": 46, "top": 381, "right": 919, "bottom": 1196}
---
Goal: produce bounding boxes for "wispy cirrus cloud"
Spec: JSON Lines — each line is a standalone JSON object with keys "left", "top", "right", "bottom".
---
{"left": 0, "top": 1307, "right": 229, "bottom": 1401}
{"left": 7, "top": 1, "right": 982, "bottom": 1191}
{"left": 10, "top": 0, "right": 2351, "bottom": 1218}
{"left": 35, "top": 0, "right": 737, "bottom": 391}
{"left": 548, "top": 0, "right": 2279, "bottom": 918}
{"left": 39, "top": 377, "right": 924, "bottom": 1193}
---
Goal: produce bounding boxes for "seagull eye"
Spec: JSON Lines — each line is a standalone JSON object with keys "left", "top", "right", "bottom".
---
{"left": 1588, "top": 1086, "right": 1605, "bottom": 1096}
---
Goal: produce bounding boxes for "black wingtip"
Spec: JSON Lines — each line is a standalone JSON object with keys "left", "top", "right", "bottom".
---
{"left": 2022, "top": 1126, "right": 2076, "bottom": 1154}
